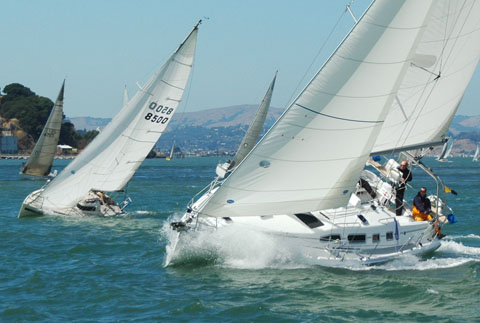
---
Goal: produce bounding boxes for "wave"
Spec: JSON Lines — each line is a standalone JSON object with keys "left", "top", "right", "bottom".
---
{"left": 446, "top": 233, "right": 480, "bottom": 240}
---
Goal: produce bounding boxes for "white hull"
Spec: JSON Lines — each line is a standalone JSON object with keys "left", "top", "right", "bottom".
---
{"left": 18, "top": 189, "right": 124, "bottom": 218}
{"left": 168, "top": 167, "right": 445, "bottom": 267}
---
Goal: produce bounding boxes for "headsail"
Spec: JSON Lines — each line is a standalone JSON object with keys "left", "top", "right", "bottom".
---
{"left": 229, "top": 72, "right": 277, "bottom": 169}
{"left": 199, "top": 1, "right": 435, "bottom": 218}
{"left": 22, "top": 81, "right": 65, "bottom": 177}
{"left": 37, "top": 23, "right": 199, "bottom": 211}
{"left": 372, "top": 0, "right": 480, "bottom": 155}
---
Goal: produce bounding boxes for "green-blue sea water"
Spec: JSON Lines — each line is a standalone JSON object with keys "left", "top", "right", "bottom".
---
{"left": 1, "top": 157, "right": 479, "bottom": 321}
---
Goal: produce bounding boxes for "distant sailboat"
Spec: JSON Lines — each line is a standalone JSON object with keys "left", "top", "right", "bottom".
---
{"left": 168, "top": 0, "right": 480, "bottom": 266}
{"left": 437, "top": 138, "right": 453, "bottom": 162}
{"left": 215, "top": 72, "right": 277, "bottom": 178}
{"left": 19, "top": 21, "right": 201, "bottom": 218}
{"left": 21, "top": 82, "right": 65, "bottom": 178}
{"left": 166, "top": 141, "right": 175, "bottom": 161}
{"left": 473, "top": 145, "right": 479, "bottom": 162}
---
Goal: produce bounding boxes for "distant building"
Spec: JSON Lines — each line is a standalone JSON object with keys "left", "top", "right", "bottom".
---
{"left": 57, "top": 144, "right": 73, "bottom": 154}
{"left": 0, "top": 136, "right": 18, "bottom": 154}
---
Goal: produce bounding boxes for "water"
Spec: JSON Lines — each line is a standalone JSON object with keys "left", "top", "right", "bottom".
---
{"left": 1, "top": 157, "right": 479, "bottom": 321}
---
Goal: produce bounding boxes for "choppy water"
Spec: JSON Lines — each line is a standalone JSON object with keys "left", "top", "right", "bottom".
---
{"left": 1, "top": 157, "right": 479, "bottom": 321}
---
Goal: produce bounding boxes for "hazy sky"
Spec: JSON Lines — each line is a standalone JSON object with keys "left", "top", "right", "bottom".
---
{"left": 1, "top": 0, "right": 479, "bottom": 118}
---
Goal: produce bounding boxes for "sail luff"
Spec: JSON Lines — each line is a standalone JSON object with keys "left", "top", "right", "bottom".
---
{"left": 22, "top": 81, "right": 65, "bottom": 177}
{"left": 38, "top": 24, "right": 199, "bottom": 211}
{"left": 230, "top": 72, "right": 277, "bottom": 169}
{"left": 199, "top": 0, "right": 436, "bottom": 218}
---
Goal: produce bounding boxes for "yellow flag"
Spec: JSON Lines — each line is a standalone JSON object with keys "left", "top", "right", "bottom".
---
{"left": 444, "top": 186, "right": 458, "bottom": 195}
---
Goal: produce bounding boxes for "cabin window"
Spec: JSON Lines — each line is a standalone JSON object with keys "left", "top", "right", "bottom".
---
{"left": 223, "top": 217, "right": 232, "bottom": 222}
{"left": 372, "top": 234, "right": 380, "bottom": 242}
{"left": 294, "top": 213, "right": 324, "bottom": 229}
{"left": 76, "top": 203, "right": 96, "bottom": 212}
{"left": 348, "top": 234, "right": 366, "bottom": 243}
{"left": 320, "top": 235, "right": 341, "bottom": 241}
{"left": 386, "top": 232, "right": 393, "bottom": 240}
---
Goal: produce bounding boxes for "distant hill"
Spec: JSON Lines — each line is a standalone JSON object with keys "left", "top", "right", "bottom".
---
{"left": 450, "top": 115, "right": 480, "bottom": 135}
{"left": 70, "top": 108, "right": 480, "bottom": 155}
{"left": 70, "top": 105, "right": 283, "bottom": 131}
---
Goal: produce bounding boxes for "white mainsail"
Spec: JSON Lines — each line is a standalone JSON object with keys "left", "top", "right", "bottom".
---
{"left": 37, "top": 23, "right": 199, "bottom": 212}
{"left": 229, "top": 72, "right": 277, "bottom": 169}
{"left": 22, "top": 82, "right": 65, "bottom": 177}
{"left": 372, "top": 0, "right": 480, "bottom": 155}
{"left": 473, "top": 144, "right": 479, "bottom": 162}
{"left": 199, "top": 1, "right": 435, "bottom": 218}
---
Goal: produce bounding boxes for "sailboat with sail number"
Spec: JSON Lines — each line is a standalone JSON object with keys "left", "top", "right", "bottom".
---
{"left": 20, "top": 82, "right": 65, "bottom": 179}
{"left": 168, "top": 0, "right": 480, "bottom": 266}
{"left": 19, "top": 21, "right": 201, "bottom": 217}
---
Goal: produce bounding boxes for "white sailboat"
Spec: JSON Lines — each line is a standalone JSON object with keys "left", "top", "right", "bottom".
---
{"left": 473, "top": 145, "right": 479, "bottom": 162}
{"left": 166, "top": 141, "right": 175, "bottom": 161}
{"left": 168, "top": 0, "right": 480, "bottom": 266}
{"left": 19, "top": 21, "right": 201, "bottom": 218}
{"left": 20, "top": 82, "right": 65, "bottom": 178}
{"left": 215, "top": 72, "right": 277, "bottom": 178}
{"left": 437, "top": 138, "right": 453, "bottom": 162}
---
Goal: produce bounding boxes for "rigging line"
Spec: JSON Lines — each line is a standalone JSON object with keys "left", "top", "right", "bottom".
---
{"left": 389, "top": 1, "right": 473, "bottom": 154}
{"left": 283, "top": 4, "right": 348, "bottom": 110}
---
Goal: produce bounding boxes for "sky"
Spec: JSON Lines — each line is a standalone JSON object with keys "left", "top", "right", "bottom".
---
{"left": 1, "top": 0, "right": 479, "bottom": 118}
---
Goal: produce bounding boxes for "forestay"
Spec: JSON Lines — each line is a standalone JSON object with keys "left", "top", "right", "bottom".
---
{"left": 22, "top": 82, "right": 65, "bottom": 177}
{"left": 372, "top": 0, "right": 480, "bottom": 155}
{"left": 200, "top": 0, "right": 435, "bottom": 218}
{"left": 230, "top": 72, "right": 277, "bottom": 169}
{"left": 39, "top": 25, "right": 199, "bottom": 211}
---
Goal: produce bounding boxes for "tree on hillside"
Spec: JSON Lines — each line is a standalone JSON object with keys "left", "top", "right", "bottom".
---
{"left": 0, "top": 83, "right": 53, "bottom": 141}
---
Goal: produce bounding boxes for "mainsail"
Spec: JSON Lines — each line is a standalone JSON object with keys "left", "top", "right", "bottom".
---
{"left": 473, "top": 145, "right": 479, "bottom": 162}
{"left": 372, "top": 0, "right": 480, "bottom": 155}
{"left": 22, "top": 82, "right": 65, "bottom": 177}
{"left": 199, "top": 1, "right": 435, "bottom": 218}
{"left": 37, "top": 23, "right": 199, "bottom": 211}
{"left": 229, "top": 72, "right": 277, "bottom": 169}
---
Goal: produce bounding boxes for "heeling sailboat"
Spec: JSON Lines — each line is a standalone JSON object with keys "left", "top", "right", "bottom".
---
{"left": 437, "top": 138, "right": 453, "bottom": 162}
{"left": 473, "top": 145, "right": 479, "bottom": 162}
{"left": 21, "top": 82, "right": 65, "bottom": 178}
{"left": 169, "top": 1, "right": 443, "bottom": 265}
{"left": 19, "top": 21, "right": 201, "bottom": 218}
{"left": 166, "top": 141, "right": 175, "bottom": 161}
{"left": 215, "top": 72, "right": 277, "bottom": 178}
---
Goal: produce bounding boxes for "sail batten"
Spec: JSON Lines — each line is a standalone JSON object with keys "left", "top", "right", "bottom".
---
{"left": 199, "top": 0, "right": 435, "bottom": 218}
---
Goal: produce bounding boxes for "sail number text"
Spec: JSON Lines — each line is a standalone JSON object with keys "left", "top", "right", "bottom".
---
{"left": 145, "top": 102, "right": 174, "bottom": 123}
